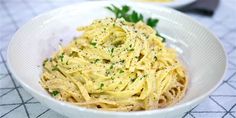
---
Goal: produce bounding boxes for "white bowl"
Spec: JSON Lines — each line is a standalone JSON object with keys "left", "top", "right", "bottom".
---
{"left": 7, "top": 1, "right": 227, "bottom": 118}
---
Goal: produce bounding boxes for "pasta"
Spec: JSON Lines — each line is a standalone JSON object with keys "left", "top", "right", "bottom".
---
{"left": 40, "top": 18, "right": 188, "bottom": 111}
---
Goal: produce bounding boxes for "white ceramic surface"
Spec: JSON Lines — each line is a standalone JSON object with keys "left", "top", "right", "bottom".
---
{"left": 127, "top": 0, "right": 196, "bottom": 8}
{"left": 7, "top": 1, "right": 227, "bottom": 118}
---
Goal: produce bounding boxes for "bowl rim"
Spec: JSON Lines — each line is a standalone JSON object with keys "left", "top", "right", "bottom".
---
{"left": 126, "top": 0, "right": 197, "bottom": 8}
{"left": 6, "top": 0, "right": 228, "bottom": 116}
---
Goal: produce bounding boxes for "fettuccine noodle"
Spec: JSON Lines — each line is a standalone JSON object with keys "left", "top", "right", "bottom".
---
{"left": 40, "top": 18, "right": 188, "bottom": 111}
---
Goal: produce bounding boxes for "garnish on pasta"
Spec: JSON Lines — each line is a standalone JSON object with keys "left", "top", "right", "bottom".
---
{"left": 106, "top": 4, "right": 165, "bottom": 42}
{"left": 40, "top": 18, "right": 188, "bottom": 111}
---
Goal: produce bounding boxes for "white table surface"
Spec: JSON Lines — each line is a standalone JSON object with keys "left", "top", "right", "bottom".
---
{"left": 0, "top": 0, "right": 236, "bottom": 118}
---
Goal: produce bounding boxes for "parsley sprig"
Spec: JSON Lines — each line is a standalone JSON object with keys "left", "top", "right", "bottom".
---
{"left": 147, "top": 18, "right": 159, "bottom": 28}
{"left": 106, "top": 5, "right": 165, "bottom": 42}
{"left": 106, "top": 5, "right": 159, "bottom": 27}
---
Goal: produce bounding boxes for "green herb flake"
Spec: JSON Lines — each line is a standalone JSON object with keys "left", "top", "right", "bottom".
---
{"left": 51, "top": 91, "right": 59, "bottom": 96}
{"left": 90, "top": 42, "right": 97, "bottom": 47}
{"left": 119, "top": 70, "right": 124, "bottom": 73}
{"left": 113, "top": 40, "right": 123, "bottom": 47}
{"left": 52, "top": 65, "right": 59, "bottom": 71}
{"left": 128, "top": 48, "right": 134, "bottom": 51}
{"left": 110, "top": 64, "right": 114, "bottom": 69}
{"left": 130, "top": 78, "right": 136, "bottom": 82}
{"left": 105, "top": 70, "right": 110, "bottom": 76}
{"left": 99, "top": 83, "right": 104, "bottom": 90}
{"left": 43, "top": 58, "right": 49, "bottom": 66}
{"left": 111, "top": 48, "right": 114, "bottom": 54}
{"left": 111, "top": 77, "right": 114, "bottom": 80}
{"left": 58, "top": 52, "right": 65, "bottom": 62}
{"left": 154, "top": 56, "right": 157, "bottom": 61}
{"left": 94, "top": 59, "right": 100, "bottom": 63}
{"left": 69, "top": 51, "right": 77, "bottom": 57}
{"left": 144, "top": 74, "right": 148, "bottom": 77}
{"left": 120, "top": 60, "right": 125, "bottom": 63}
{"left": 139, "top": 75, "right": 147, "bottom": 80}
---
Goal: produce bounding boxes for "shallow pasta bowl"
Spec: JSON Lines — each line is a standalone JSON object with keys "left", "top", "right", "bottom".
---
{"left": 7, "top": 1, "right": 227, "bottom": 118}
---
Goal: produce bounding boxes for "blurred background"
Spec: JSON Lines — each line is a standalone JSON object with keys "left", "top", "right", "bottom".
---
{"left": 0, "top": 0, "right": 236, "bottom": 118}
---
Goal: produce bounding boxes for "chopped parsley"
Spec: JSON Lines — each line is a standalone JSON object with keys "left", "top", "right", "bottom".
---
{"left": 90, "top": 42, "right": 97, "bottom": 47}
{"left": 111, "top": 48, "right": 114, "bottom": 54}
{"left": 119, "top": 70, "right": 124, "bottom": 73}
{"left": 140, "top": 74, "right": 148, "bottom": 80}
{"left": 58, "top": 52, "right": 65, "bottom": 62}
{"left": 128, "top": 48, "right": 134, "bottom": 51}
{"left": 99, "top": 83, "right": 104, "bottom": 90}
{"left": 43, "top": 58, "right": 48, "bottom": 66}
{"left": 51, "top": 91, "right": 59, "bottom": 96}
{"left": 113, "top": 40, "right": 123, "bottom": 47}
{"left": 103, "top": 59, "right": 110, "bottom": 63}
{"left": 154, "top": 56, "right": 157, "bottom": 61}
{"left": 52, "top": 65, "right": 59, "bottom": 71}
{"left": 111, "top": 77, "right": 114, "bottom": 80}
{"left": 94, "top": 59, "right": 100, "bottom": 63}
{"left": 69, "top": 51, "right": 77, "bottom": 57}
{"left": 120, "top": 60, "right": 125, "bottom": 63}
{"left": 110, "top": 64, "right": 114, "bottom": 69}
{"left": 105, "top": 70, "right": 110, "bottom": 76}
{"left": 130, "top": 78, "right": 136, "bottom": 82}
